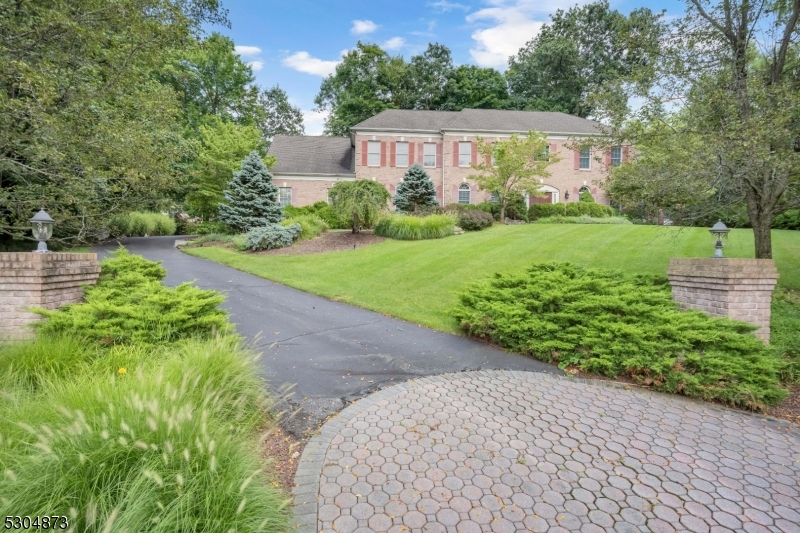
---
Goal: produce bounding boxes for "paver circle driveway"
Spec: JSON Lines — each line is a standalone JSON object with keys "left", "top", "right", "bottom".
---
{"left": 293, "top": 371, "right": 800, "bottom": 533}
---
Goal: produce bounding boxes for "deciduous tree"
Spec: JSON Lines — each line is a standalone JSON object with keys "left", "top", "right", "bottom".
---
{"left": 329, "top": 180, "right": 390, "bottom": 233}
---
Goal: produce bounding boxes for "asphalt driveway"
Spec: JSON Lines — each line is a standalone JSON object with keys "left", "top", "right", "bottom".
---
{"left": 95, "top": 236, "right": 559, "bottom": 435}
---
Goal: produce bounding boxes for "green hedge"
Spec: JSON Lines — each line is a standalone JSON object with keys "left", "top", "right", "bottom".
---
{"left": 374, "top": 214, "right": 456, "bottom": 240}
{"left": 565, "top": 202, "right": 615, "bottom": 218}
{"left": 451, "top": 262, "right": 787, "bottom": 409}
{"left": 108, "top": 212, "right": 176, "bottom": 237}
{"left": 528, "top": 203, "right": 567, "bottom": 220}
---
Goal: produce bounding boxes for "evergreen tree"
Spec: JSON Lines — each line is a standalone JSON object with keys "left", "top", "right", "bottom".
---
{"left": 394, "top": 164, "right": 438, "bottom": 213}
{"left": 218, "top": 151, "right": 282, "bottom": 231}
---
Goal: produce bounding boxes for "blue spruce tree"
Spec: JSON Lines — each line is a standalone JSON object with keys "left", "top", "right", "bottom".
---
{"left": 218, "top": 151, "right": 283, "bottom": 231}
{"left": 393, "top": 164, "right": 438, "bottom": 213}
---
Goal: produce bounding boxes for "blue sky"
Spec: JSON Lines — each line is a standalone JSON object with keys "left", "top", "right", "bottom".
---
{"left": 210, "top": 0, "right": 685, "bottom": 134}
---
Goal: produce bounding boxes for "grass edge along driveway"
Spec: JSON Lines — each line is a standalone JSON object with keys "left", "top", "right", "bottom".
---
{"left": 184, "top": 224, "right": 800, "bottom": 334}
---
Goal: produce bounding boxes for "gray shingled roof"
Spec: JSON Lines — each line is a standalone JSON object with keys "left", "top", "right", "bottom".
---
{"left": 268, "top": 135, "right": 354, "bottom": 175}
{"left": 351, "top": 109, "right": 602, "bottom": 135}
{"left": 442, "top": 109, "right": 602, "bottom": 135}
{"left": 351, "top": 109, "right": 460, "bottom": 132}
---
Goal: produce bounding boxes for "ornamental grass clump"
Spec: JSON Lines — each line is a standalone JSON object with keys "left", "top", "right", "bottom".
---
{"left": 374, "top": 213, "right": 456, "bottom": 240}
{"left": 0, "top": 336, "right": 288, "bottom": 532}
{"left": 280, "top": 214, "right": 328, "bottom": 241}
{"left": 108, "top": 212, "right": 176, "bottom": 237}
{"left": 451, "top": 262, "right": 787, "bottom": 409}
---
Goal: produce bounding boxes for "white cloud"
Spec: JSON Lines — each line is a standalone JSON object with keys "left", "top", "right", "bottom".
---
{"left": 248, "top": 60, "right": 264, "bottom": 71}
{"left": 234, "top": 45, "right": 262, "bottom": 56}
{"left": 428, "top": 0, "right": 469, "bottom": 11}
{"left": 351, "top": 19, "right": 378, "bottom": 35}
{"left": 382, "top": 37, "right": 406, "bottom": 50}
{"left": 282, "top": 51, "right": 340, "bottom": 76}
{"left": 302, "top": 109, "right": 329, "bottom": 136}
{"left": 466, "top": 2, "right": 548, "bottom": 69}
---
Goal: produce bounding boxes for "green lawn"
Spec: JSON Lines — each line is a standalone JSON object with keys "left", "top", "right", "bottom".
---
{"left": 185, "top": 224, "right": 800, "bottom": 333}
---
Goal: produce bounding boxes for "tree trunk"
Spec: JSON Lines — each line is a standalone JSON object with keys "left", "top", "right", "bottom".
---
{"left": 352, "top": 213, "right": 359, "bottom": 234}
{"left": 499, "top": 202, "right": 505, "bottom": 224}
{"left": 745, "top": 191, "right": 774, "bottom": 259}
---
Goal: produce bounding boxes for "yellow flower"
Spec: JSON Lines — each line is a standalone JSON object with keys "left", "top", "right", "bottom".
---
{"left": 118, "top": 367, "right": 127, "bottom": 375}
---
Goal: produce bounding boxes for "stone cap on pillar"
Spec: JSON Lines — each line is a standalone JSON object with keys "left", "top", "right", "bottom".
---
{"left": 667, "top": 258, "right": 779, "bottom": 282}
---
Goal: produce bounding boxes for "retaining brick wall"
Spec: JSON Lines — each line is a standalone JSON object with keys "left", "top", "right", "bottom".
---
{"left": 0, "top": 252, "right": 100, "bottom": 340}
{"left": 667, "top": 258, "right": 779, "bottom": 342}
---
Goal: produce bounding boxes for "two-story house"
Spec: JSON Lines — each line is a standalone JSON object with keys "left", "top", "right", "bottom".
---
{"left": 267, "top": 108, "right": 624, "bottom": 209}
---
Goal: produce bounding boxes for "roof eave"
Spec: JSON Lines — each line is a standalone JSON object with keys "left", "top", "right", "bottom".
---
{"left": 271, "top": 171, "right": 356, "bottom": 178}
{"left": 441, "top": 128, "right": 602, "bottom": 136}
{"left": 350, "top": 127, "right": 444, "bottom": 134}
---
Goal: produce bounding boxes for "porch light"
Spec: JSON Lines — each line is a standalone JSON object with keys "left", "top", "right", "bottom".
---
{"left": 30, "top": 208, "right": 55, "bottom": 253}
{"left": 710, "top": 220, "right": 730, "bottom": 258}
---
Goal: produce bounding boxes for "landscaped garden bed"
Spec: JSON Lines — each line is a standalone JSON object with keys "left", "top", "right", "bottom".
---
{"left": 0, "top": 248, "right": 288, "bottom": 532}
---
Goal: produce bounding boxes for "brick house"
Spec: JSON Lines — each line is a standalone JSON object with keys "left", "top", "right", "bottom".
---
{"left": 268, "top": 108, "right": 624, "bottom": 209}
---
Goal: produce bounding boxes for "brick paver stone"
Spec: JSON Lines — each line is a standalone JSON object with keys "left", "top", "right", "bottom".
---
{"left": 291, "top": 371, "right": 800, "bottom": 533}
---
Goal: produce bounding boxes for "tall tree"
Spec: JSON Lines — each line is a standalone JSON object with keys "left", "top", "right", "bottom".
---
{"left": 0, "top": 0, "right": 226, "bottom": 244}
{"left": 468, "top": 132, "right": 559, "bottom": 222}
{"left": 258, "top": 85, "right": 305, "bottom": 141}
{"left": 163, "top": 32, "right": 261, "bottom": 130}
{"left": 506, "top": 1, "right": 664, "bottom": 117}
{"left": 409, "top": 43, "right": 454, "bottom": 110}
{"left": 595, "top": 0, "right": 800, "bottom": 258}
{"left": 441, "top": 65, "right": 509, "bottom": 111}
{"left": 315, "top": 43, "right": 396, "bottom": 136}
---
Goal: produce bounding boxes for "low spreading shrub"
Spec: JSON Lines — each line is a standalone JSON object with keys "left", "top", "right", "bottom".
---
{"left": 528, "top": 203, "right": 567, "bottom": 220}
{"left": 773, "top": 209, "right": 800, "bottom": 230}
{"left": 108, "top": 212, "right": 176, "bottom": 237}
{"left": 245, "top": 223, "right": 302, "bottom": 251}
{"left": 534, "top": 215, "right": 632, "bottom": 224}
{"left": 281, "top": 214, "right": 329, "bottom": 241}
{"left": 451, "top": 263, "right": 787, "bottom": 409}
{"left": 0, "top": 336, "right": 288, "bottom": 532}
{"left": 187, "top": 233, "right": 247, "bottom": 250}
{"left": 457, "top": 210, "right": 494, "bottom": 231}
{"left": 33, "top": 248, "right": 228, "bottom": 346}
{"left": 374, "top": 213, "right": 456, "bottom": 240}
{"left": 565, "top": 202, "right": 615, "bottom": 218}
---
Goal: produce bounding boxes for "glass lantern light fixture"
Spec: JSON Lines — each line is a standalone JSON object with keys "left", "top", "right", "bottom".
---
{"left": 30, "top": 208, "right": 55, "bottom": 253}
{"left": 709, "top": 220, "right": 730, "bottom": 258}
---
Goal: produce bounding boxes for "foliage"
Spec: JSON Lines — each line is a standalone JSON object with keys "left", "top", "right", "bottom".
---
{"left": 528, "top": 203, "right": 567, "bottom": 220}
{"left": 186, "top": 117, "right": 266, "bottom": 219}
{"left": 452, "top": 263, "right": 786, "bottom": 408}
{"left": 0, "top": 0, "right": 225, "bottom": 245}
{"left": 506, "top": 0, "right": 665, "bottom": 117}
{"left": 593, "top": 0, "right": 800, "bottom": 259}
{"left": 441, "top": 65, "right": 510, "bottom": 111}
{"left": 0, "top": 334, "right": 95, "bottom": 392}
{"left": 219, "top": 151, "right": 283, "bottom": 231}
{"left": 186, "top": 233, "right": 247, "bottom": 251}
{"left": 281, "top": 215, "right": 329, "bottom": 241}
{"left": 329, "top": 180, "right": 391, "bottom": 233}
{"left": 284, "top": 202, "right": 349, "bottom": 229}
{"left": 469, "top": 132, "right": 558, "bottom": 222}
{"left": 394, "top": 164, "right": 439, "bottom": 213}
{"left": 374, "top": 214, "right": 456, "bottom": 240}
{"left": 476, "top": 192, "right": 529, "bottom": 221}
{"left": 314, "top": 42, "right": 509, "bottom": 135}
{"left": 0, "top": 336, "right": 288, "bottom": 532}
{"left": 33, "top": 249, "right": 227, "bottom": 346}
{"left": 107, "top": 212, "right": 177, "bottom": 238}
{"left": 258, "top": 86, "right": 305, "bottom": 141}
{"left": 535, "top": 215, "right": 632, "bottom": 225}
{"left": 579, "top": 190, "right": 596, "bottom": 202}
{"left": 773, "top": 210, "right": 800, "bottom": 231}
{"left": 771, "top": 289, "right": 800, "bottom": 383}
{"left": 456, "top": 210, "right": 494, "bottom": 231}
{"left": 192, "top": 220, "right": 235, "bottom": 235}
{"left": 245, "top": 223, "right": 301, "bottom": 251}
{"left": 566, "top": 202, "right": 615, "bottom": 218}
{"left": 186, "top": 225, "right": 800, "bottom": 334}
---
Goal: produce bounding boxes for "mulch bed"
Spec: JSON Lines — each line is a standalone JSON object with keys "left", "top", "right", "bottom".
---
{"left": 256, "top": 230, "right": 385, "bottom": 256}
{"left": 261, "top": 425, "right": 304, "bottom": 494}
{"left": 765, "top": 384, "right": 800, "bottom": 425}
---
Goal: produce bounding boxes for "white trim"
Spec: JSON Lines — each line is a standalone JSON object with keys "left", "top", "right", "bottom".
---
{"left": 272, "top": 174, "right": 356, "bottom": 182}
{"left": 536, "top": 184, "right": 560, "bottom": 204}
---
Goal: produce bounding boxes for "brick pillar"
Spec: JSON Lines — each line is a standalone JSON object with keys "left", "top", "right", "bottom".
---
{"left": 0, "top": 253, "right": 101, "bottom": 340}
{"left": 666, "top": 258, "right": 779, "bottom": 342}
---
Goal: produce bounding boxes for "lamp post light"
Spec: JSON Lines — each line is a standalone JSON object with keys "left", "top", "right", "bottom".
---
{"left": 709, "top": 220, "right": 730, "bottom": 258}
{"left": 29, "top": 208, "right": 55, "bottom": 253}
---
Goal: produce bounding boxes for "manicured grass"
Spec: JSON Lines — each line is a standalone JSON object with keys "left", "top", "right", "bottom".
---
{"left": 185, "top": 224, "right": 800, "bottom": 334}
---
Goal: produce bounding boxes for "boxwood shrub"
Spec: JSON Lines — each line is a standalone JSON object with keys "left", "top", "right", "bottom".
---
{"left": 451, "top": 262, "right": 787, "bottom": 409}
{"left": 528, "top": 203, "right": 567, "bottom": 220}
{"left": 457, "top": 210, "right": 494, "bottom": 231}
{"left": 565, "top": 202, "right": 615, "bottom": 218}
